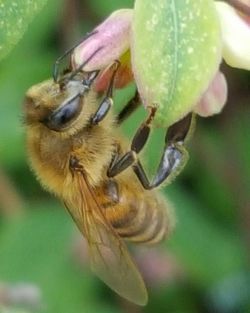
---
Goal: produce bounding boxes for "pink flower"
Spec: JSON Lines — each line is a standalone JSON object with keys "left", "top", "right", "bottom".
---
{"left": 195, "top": 1, "right": 250, "bottom": 117}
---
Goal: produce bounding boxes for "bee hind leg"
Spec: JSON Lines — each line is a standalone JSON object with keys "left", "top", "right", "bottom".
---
{"left": 133, "top": 113, "right": 194, "bottom": 189}
{"left": 108, "top": 112, "right": 194, "bottom": 190}
{"left": 91, "top": 61, "right": 120, "bottom": 125}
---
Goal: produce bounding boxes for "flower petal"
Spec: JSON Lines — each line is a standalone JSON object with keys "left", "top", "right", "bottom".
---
{"left": 194, "top": 71, "right": 228, "bottom": 117}
{"left": 215, "top": 1, "right": 250, "bottom": 70}
{"left": 72, "top": 9, "right": 133, "bottom": 72}
{"left": 94, "top": 50, "right": 134, "bottom": 92}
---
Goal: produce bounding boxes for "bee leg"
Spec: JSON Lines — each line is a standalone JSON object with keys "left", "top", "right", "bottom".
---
{"left": 116, "top": 90, "right": 141, "bottom": 125}
{"left": 69, "top": 156, "right": 83, "bottom": 172}
{"left": 133, "top": 113, "right": 194, "bottom": 189}
{"left": 91, "top": 61, "right": 120, "bottom": 125}
{"left": 101, "top": 179, "right": 120, "bottom": 208}
{"left": 107, "top": 108, "right": 156, "bottom": 177}
{"left": 82, "top": 70, "right": 100, "bottom": 90}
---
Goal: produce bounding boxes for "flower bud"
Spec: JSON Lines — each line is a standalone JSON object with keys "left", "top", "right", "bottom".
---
{"left": 94, "top": 50, "right": 134, "bottom": 92}
{"left": 194, "top": 71, "right": 228, "bottom": 117}
{"left": 215, "top": 1, "right": 250, "bottom": 70}
{"left": 72, "top": 9, "right": 133, "bottom": 72}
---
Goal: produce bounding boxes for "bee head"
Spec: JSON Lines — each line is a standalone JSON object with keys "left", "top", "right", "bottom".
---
{"left": 23, "top": 73, "right": 97, "bottom": 136}
{"left": 24, "top": 79, "right": 61, "bottom": 125}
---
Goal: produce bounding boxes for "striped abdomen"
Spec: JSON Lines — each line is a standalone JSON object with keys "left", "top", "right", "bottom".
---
{"left": 101, "top": 179, "right": 174, "bottom": 245}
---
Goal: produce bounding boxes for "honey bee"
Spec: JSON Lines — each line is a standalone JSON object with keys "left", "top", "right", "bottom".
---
{"left": 23, "top": 66, "right": 176, "bottom": 305}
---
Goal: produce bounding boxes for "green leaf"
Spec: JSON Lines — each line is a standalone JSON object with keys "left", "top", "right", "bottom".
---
{"left": 166, "top": 186, "right": 247, "bottom": 287}
{"left": 131, "top": 0, "right": 222, "bottom": 127}
{"left": 0, "top": 0, "right": 48, "bottom": 61}
{"left": 88, "top": 0, "right": 134, "bottom": 18}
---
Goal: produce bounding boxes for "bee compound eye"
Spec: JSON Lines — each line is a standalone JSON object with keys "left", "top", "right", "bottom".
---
{"left": 43, "top": 95, "right": 82, "bottom": 131}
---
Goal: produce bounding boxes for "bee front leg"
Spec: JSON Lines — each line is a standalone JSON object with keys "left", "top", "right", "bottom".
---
{"left": 91, "top": 61, "right": 120, "bottom": 125}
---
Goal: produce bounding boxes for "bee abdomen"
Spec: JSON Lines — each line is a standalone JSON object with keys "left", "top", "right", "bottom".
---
{"left": 113, "top": 193, "right": 172, "bottom": 245}
{"left": 101, "top": 179, "right": 175, "bottom": 245}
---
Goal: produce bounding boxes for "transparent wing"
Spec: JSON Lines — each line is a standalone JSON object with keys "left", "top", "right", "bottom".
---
{"left": 65, "top": 171, "right": 148, "bottom": 306}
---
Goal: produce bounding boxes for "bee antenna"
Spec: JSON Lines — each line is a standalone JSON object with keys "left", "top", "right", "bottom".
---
{"left": 53, "top": 30, "right": 98, "bottom": 83}
{"left": 67, "top": 45, "right": 103, "bottom": 81}
{"left": 57, "top": 46, "right": 103, "bottom": 90}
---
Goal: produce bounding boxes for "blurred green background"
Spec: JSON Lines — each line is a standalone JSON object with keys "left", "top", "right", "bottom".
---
{"left": 0, "top": 1, "right": 250, "bottom": 312}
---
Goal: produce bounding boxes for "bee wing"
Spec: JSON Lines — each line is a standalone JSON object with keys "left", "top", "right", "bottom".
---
{"left": 65, "top": 171, "right": 148, "bottom": 306}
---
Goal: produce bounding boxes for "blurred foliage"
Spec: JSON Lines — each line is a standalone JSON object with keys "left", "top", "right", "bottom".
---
{"left": 0, "top": 1, "right": 250, "bottom": 313}
{"left": 0, "top": 0, "right": 48, "bottom": 61}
